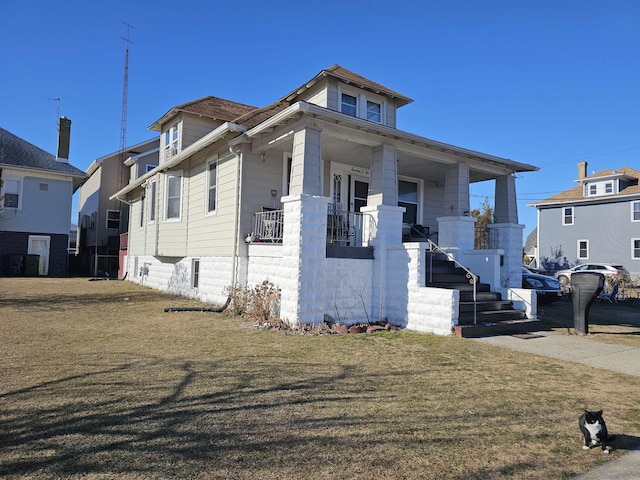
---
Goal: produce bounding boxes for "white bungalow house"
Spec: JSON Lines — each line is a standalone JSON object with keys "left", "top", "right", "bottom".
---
{"left": 112, "top": 65, "right": 539, "bottom": 337}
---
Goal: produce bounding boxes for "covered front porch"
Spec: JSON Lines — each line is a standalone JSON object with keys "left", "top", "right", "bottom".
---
{"left": 235, "top": 102, "right": 538, "bottom": 334}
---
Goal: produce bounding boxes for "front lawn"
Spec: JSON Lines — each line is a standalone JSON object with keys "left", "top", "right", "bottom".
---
{"left": 1, "top": 278, "right": 639, "bottom": 479}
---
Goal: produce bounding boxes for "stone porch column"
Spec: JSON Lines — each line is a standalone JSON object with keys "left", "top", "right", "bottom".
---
{"left": 279, "top": 194, "right": 330, "bottom": 326}
{"left": 279, "top": 124, "right": 328, "bottom": 326}
{"left": 436, "top": 216, "right": 477, "bottom": 257}
{"left": 361, "top": 204, "right": 405, "bottom": 322}
{"left": 488, "top": 223, "right": 524, "bottom": 288}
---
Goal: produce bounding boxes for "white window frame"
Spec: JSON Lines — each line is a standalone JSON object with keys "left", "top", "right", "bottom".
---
{"left": 1, "top": 177, "right": 22, "bottom": 210}
{"left": 398, "top": 176, "right": 423, "bottom": 226}
{"left": 164, "top": 172, "right": 183, "bottom": 221}
{"left": 631, "top": 201, "right": 640, "bottom": 222}
{"left": 605, "top": 182, "right": 613, "bottom": 194}
{"left": 106, "top": 209, "right": 120, "bottom": 229}
{"left": 164, "top": 123, "right": 180, "bottom": 154}
{"left": 206, "top": 157, "right": 218, "bottom": 215}
{"left": 340, "top": 93, "right": 357, "bottom": 117}
{"left": 192, "top": 258, "right": 200, "bottom": 288}
{"left": 139, "top": 197, "right": 144, "bottom": 228}
{"left": 589, "top": 184, "right": 597, "bottom": 196}
{"left": 577, "top": 239, "right": 589, "bottom": 260}
{"left": 366, "top": 100, "right": 382, "bottom": 123}
{"left": 562, "top": 206, "right": 574, "bottom": 225}
{"left": 338, "top": 86, "right": 387, "bottom": 124}
{"left": 632, "top": 238, "right": 640, "bottom": 260}
{"left": 282, "top": 152, "right": 293, "bottom": 196}
{"left": 148, "top": 179, "right": 157, "bottom": 223}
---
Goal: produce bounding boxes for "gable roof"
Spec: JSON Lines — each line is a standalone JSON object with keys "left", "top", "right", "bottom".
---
{"left": 531, "top": 166, "right": 640, "bottom": 206}
{"left": 148, "top": 96, "right": 258, "bottom": 131}
{"left": 0, "top": 127, "right": 87, "bottom": 188}
{"left": 278, "top": 64, "right": 414, "bottom": 107}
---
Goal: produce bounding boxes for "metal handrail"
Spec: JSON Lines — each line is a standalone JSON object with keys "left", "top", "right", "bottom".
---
{"left": 326, "top": 209, "right": 374, "bottom": 247}
{"left": 426, "top": 238, "right": 478, "bottom": 325}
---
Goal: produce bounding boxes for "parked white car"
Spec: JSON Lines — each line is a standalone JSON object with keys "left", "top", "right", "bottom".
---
{"left": 555, "top": 263, "right": 630, "bottom": 290}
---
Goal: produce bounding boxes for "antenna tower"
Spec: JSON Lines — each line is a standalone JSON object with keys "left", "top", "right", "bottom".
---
{"left": 117, "top": 22, "right": 134, "bottom": 193}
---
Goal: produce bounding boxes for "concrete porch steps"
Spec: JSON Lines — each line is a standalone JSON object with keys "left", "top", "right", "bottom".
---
{"left": 426, "top": 252, "right": 540, "bottom": 338}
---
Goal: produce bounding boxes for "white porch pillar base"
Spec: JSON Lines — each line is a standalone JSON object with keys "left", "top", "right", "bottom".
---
{"left": 488, "top": 223, "right": 524, "bottom": 289}
{"left": 436, "top": 216, "right": 476, "bottom": 256}
{"left": 360, "top": 204, "right": 404, "bottom": 321}
{"left": 279, "top": 194, "right": 330, "bottom": 326}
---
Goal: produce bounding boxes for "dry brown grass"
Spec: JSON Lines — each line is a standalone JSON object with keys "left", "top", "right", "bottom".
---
{"left": 1, "top": 278, "right": 640, "bottom": 479}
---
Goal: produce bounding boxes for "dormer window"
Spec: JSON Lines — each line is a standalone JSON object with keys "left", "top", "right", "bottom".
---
{"left": 367, "top": 101, "right": 381, "bottom": 122}
{"left": 341, "top": 94, "right": 357, "bottom": 117}
{"left": 164, "top": 123, "right": 179, "bottom": 155}
{"left": 605, "top": 182, "right": 613, "bottom": 194}
{"left": 589, "top": 185, "right": 597, "bottom": 195}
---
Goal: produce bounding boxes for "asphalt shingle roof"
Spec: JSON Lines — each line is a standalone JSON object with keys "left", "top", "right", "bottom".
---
{"left": 0, "top": 127, "right": 86, "bottom": 179}
{"left": 533, "top": 166, "right": 640, "bottom": 205}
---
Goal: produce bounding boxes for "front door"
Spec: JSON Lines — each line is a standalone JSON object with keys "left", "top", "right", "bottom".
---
{"left": 351, "top": 175, "right": 369, "bottom": 213}
{"left": 28, "top": 235, "right": 50, "bottom": 276}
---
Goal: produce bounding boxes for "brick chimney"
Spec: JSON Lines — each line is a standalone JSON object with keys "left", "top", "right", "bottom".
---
{"left": 577, "top": 161, "right": 587, "bottom": 179}
{"left": 56, "top": 116, "right": 71, "bottom": 163}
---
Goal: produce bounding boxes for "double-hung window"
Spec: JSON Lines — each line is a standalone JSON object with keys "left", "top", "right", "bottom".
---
{"left": 633, "top": 239, "right": 640, "bottom": 259}
{"left": 166, "top": 173, "right": 182, "bottom": 220}
{"left": 106, "top": 210, "right": 120, "bottom": 229}
{"left": 605, "top": 182, "right": 613, "bottom": 194}
{"left": 2, "top": 178, "right": 20, "bottom": 208}
{"left": 341, "top": 93, "right": 357, "bottom": 117}
{"left": 366, "top": 100, "right": 381, "bottom": 123}
{"left": 164, "top": 123, "right": 179, "bottom": 154}
{"left": 577, "top": 239, "right": 589, "bottom": 259}
{"left": 562, "top": 206, "right": 574, "bottom": 225}
{"left": 632, "top": 201, "right": 640, "bottom": 222}
{"left": 207, "top": 159, "right": 217, "bottom": 213}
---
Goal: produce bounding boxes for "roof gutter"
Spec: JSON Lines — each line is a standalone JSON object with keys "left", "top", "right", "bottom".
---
{"left": 110, "top": 122, "right": 246, "bottom": 202}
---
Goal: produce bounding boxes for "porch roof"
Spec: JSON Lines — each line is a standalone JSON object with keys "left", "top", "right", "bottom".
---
{"left": 236, "top": 101, "right": 538, "bottom": 184}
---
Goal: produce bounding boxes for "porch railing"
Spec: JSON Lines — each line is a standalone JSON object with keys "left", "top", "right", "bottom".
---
{"left": 474, "top": 226, "right": 498, "bottom": 249}
{"left": 426, "top": 238, "right": 479, "bottom": 325}
{"left": 253, "top": 209, "right": 284, "bottom": 243}
{"left": 327, "top": 209, "right": 372, "bottom": 247}
{"left": 251, "top": 207, "right": 374, "bottom": 248}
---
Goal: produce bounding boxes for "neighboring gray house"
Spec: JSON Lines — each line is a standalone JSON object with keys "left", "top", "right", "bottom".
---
{"left": 0, "top": 121, "right": 86, "bottom": 276}
{"left": 112, "top": 65, "right": 540, "bottom": 337}
{"left": 76, "top": 137, "right": 159, "bottom": 277}
{"left": 531, "top": 162, "right": 640, "bottom": 280}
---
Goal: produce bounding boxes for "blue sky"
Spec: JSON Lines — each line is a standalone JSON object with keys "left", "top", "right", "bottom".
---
{"left": 3, "top": 0, "right": 639, "bottom": 239}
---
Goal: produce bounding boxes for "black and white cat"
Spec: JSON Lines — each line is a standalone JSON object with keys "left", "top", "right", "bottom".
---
{"left": 579, "top": 410, "right": 615, "bottom": 454}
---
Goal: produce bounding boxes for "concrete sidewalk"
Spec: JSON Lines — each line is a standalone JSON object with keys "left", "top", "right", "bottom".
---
{"left": 475, "top": 330, "right": 640, "bottom": 479}
{"left": 476, "top": 330, "right": 640, "bottom": 377}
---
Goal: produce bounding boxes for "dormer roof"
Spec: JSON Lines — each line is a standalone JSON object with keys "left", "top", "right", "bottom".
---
{"left": 148, "top": 96, "right": 258, "bottom": 131}
{"left": 278, "top": 64, "right": 414, "bottom": 107}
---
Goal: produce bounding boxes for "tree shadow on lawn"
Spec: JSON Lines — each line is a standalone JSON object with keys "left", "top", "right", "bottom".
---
{"left": 0, "top": 355, "right": 414, "bottom": 478}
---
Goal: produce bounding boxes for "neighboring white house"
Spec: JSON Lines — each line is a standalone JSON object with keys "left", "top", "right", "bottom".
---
{"left": 531, "top": 162, "right": 640, "bottom": 280}
{"left": 112, "top": 65, "right": 539, "bottom": 337}
{"left": 0, "top": 120, "right": 86, "bottom": 276}
{"left": 76, "top": 137, "right": 159, "bottom": 277}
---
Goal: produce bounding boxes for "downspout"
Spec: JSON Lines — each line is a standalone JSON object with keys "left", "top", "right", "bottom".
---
{"left": 230, "top": 144, "right": 243, "bottom": 288}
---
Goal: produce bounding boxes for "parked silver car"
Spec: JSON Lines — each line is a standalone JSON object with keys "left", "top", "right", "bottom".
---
{"left": 555, "top": 263, "right": 630, "bottom": 290}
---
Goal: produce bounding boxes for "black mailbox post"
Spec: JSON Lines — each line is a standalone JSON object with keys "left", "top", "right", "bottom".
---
{"left": 571, "top": 272, "right": 604, "bottom": 335}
